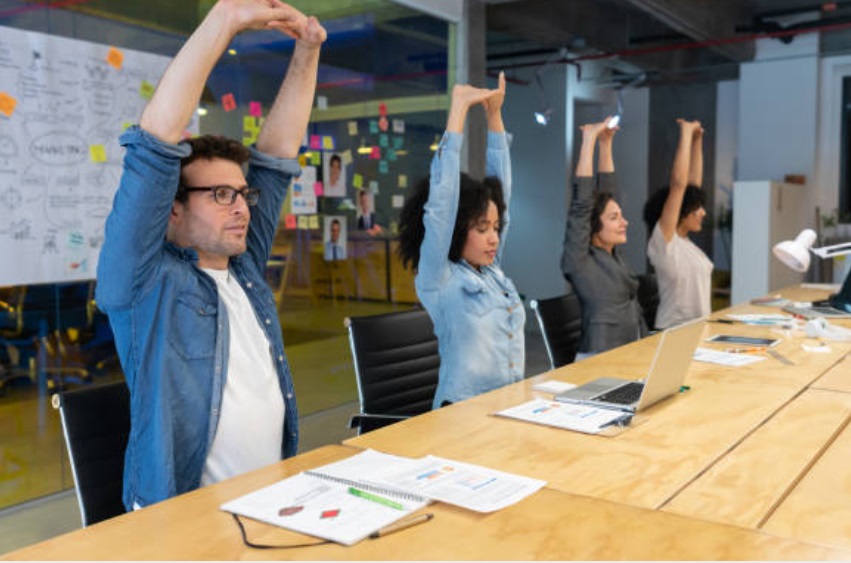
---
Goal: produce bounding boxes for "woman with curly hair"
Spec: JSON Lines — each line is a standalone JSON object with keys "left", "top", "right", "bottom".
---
{"left": 397, "top": 72, "right": 524, "bottom": 408}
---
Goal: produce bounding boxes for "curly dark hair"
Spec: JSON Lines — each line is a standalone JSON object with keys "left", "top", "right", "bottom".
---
{"left": 397, "top": 173, "right": 506, "bottom": 271}
{"left": 642, "top": 185, "right": 706, "bottom": 231}
{"left": 176, "top": 135, "right": 250, "bottom": 203}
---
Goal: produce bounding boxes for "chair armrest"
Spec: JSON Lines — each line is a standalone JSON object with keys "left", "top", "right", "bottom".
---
{"left": 348, "top": 413, "right": 410, "bottom": 430}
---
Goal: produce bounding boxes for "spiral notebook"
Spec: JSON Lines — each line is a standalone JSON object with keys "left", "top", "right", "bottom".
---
{"left": 221, "top": 449, "right": 546, "bottom": 545}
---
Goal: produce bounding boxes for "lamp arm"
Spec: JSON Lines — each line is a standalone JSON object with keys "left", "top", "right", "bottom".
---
{"left": 811, "top": 242, "right": 851, "bottom": 259}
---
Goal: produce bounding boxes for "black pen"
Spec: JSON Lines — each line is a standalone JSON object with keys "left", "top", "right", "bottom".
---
{"left": 370, "top": 513, "right": 434, "bottom": 539}
{"left": 709, "top": 319, "right": 735, "bottom": 324}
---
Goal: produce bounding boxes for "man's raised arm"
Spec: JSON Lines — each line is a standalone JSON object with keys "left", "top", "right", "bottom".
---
{"left": 140, "top": 0, "right": 307, "bottom": 144}
{"left": 255, "top": 16, "right": 326, "bottom": 158}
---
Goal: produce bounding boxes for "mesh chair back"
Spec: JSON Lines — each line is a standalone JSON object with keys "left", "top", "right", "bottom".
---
{"left": 345, "top": 308, "right": 439, "bottom": 433}
{"left": 530, "top": 293, "right": 583, "bottom": 370}
{"left": 54, "top": 381, "right": 130, "bottom": 526}
{"left": 637, "top": 273, "right": 660, "bottom": 331}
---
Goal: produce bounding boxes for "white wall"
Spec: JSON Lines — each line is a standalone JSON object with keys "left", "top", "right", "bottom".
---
{"left": 738, "top": 35, "right": 819, "bottom": 185}
{"left": 714, "top": 80, "right": 738, "bottom": 270}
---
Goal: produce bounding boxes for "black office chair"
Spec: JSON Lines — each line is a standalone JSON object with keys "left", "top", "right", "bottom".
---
{"left": 637, "top": 273, "right": 660, "bottom": 332}
{"left": 344, "top": 308, "right": 439, "bottom": 434}
{"left": 52, "top": 381, "right": 130, "bottom": 527}
{"left": 530, "top": 293, "right": 583, "bottom": 370}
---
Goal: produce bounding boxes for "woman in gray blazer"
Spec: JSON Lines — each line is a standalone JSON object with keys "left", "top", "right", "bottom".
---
{"left": 561, "top": 117, "right": 647, "bottom": 355}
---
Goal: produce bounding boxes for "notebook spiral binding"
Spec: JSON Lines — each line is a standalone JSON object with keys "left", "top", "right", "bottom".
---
{"left": 304, "top": 470, "right": 429, "bottom": 504}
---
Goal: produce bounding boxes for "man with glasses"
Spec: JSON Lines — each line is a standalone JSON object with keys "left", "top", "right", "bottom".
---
{"left": 96, "top": 0, "right": 325, "bottom": 510}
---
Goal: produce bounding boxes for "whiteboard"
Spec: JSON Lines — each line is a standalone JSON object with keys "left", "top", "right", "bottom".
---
{"left": 0, "top": 26, "right": 191, "bottom": 286}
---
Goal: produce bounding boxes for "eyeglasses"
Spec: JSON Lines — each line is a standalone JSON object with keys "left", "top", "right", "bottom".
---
{"left": 180, "top": 185, "right": 260, "bottom": 206}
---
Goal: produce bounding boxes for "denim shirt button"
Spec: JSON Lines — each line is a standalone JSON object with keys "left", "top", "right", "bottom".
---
{"left": 278, "top": 355, "right": 284, "bottom": 362}
{"left": 265, "top": 318, "right": 271, "bottom": 325}
{"left": 286, "top": 393, "right": 293, "bottom": 399}
{"left": 246, "top": 282, "right": 253, "bottom": 288}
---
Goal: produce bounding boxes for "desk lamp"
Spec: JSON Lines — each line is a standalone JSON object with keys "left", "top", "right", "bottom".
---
{"left": 772, "top": 228, "right": 851, "bottom": 311}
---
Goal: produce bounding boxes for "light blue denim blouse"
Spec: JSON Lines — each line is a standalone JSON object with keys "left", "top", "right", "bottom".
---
{"left": 416, "top": 131, "right": 525, "bottom": 408}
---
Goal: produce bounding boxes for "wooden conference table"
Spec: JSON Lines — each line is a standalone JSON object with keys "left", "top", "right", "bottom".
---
{"left": 5, "top": 285, "right": 851, "bottom": 560}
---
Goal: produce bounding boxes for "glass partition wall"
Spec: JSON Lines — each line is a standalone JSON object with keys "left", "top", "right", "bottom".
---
{"left": 0, "top": 0, "right": 449, "bottom": 511}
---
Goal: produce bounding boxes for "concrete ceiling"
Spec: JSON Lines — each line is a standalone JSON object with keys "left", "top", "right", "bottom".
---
{"left": 484, "top": 0, "right": 851, "bottom": 85}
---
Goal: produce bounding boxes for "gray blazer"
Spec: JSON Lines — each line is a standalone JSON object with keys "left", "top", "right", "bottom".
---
{"left": 561, "top": 172, "right": 647, "bottom": 353}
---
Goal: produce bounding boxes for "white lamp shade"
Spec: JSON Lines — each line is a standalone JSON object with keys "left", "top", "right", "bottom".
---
{"left": 772, "top": 228, "right": 817, "bottom": 272}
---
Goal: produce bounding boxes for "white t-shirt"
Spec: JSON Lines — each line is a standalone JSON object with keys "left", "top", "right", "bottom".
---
{"left": 200, "top": 268, "right": 284, "bottom": 486}
{"left": 647, "top": 223, "right": 713, "bottom": 329}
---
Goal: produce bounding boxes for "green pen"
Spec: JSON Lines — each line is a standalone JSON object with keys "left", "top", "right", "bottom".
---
{"left": 347, "top": 487, "right": 404, "bottom": 510}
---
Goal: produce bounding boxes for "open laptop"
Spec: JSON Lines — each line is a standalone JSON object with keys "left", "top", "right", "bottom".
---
{"left": 554, "top": 319, "right": 704, "bottom": 413}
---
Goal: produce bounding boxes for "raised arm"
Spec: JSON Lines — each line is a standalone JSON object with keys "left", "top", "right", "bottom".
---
{"left": 416, "top": 83, "right": 502, "bottom": 292}
{"left": 658, "top": 118, "right": 701, "bottom": 242}
{"left": 562, "top": 118, "right": 615, "bottom": 273}
{"left": 140, "top": 0, "right": 307, "bottom": 144}
{"left": 688, "top": 124, "right": 704, "bottom": 188}
{"left": 255, "top": 16, "right": 325, "bottom": 158}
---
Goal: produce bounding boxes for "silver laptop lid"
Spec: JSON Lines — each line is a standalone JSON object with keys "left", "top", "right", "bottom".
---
{"left": 633, "top": 319, "right": 705, "bottom": 411}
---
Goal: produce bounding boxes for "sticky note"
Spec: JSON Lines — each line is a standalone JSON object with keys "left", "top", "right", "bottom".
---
{"left": 309, "top": 215, "right": 320, "bottom": 229}
{"left": 285, "top": 214, "right": 297, "bottom": 229}
{"left": 369, "top": 147, "right": 381, "bottom": 160}
{"left": 398, "top": 174, "right": 408, "bottom": 188}
{"left": 106, "top": 47, "right": 124, "bottom": 70}
{"left": 221, "top": 93, "right": 237, "bottom": 112}
{"left": 121, "top": 121, "right": 133, "bottom": 131}
{"left": 386, "top": 148, "right": 397, "bottom": 162}
{"left": 379, "top": 134, "right": 388, "bottom": 148}
{"left": 249, "top": 101, "right": 262, "bottom": 117}
{"left": 242, "top": 116, "right": 263, "bottom": 146}
{"left": 379, "top": 160, "right": 388, "bottom": 174}
{"left": 298, "top": 154, "right": 307, "bottom": 167}
{"left": 316, "top": 96, "right": 328, "bottom": 110}
{"left": 369, "top": 180, "right": 379, "bottom": 194}
{"left": 393, "top": 136, "right": 404, "bottom": 149}
{"left": 348, "top": 121, "right": 358, "bottom": 136}
{"left": 89, "top": 144, "right": 107, "bottom": 163}
{"left": 310, "top": 152, "right": 321, "bottom": 166}
{"left": 341, "top": 149, "right": 353, "bottom": 165}
{"left": 369, "top": 120, "right": 378, "bottom": 134}
{"left": 392, "top": 119, "right": 405, "bottom": 134}
{"left": 309, "top": 135, "right": 321, "bottom": 150}
{"left": 322, "top": 136, "right": 335, "bottom": 150}
{"left": 298, "top": 215, "right": 309, "bottom": 229}
{"left": 139, "top": 81, "right": 155, "bottom": 100}
{"left": 378, "top": 116, "right": 389, "bottom": 132}
{"left": 392, "top": 195, "right": 405, "bottom": 209}
{"left": 0, "top": 92, "right": 17, "bottom": 117}
{"left": 314, "top": 181, "right": 324, "bottom": 196}
{"left": 378, "top": 102, "right": 387, "bottom": 116}
{"left": 353, "top": 173, "right": 364, "bottom": 189}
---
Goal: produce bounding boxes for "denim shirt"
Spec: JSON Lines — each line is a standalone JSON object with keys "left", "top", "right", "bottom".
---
{"left": 416, "top": 131, "right": 525, "bottom": 408}
{"left": 95, "top": 126, "right": 300, "bottom": 510}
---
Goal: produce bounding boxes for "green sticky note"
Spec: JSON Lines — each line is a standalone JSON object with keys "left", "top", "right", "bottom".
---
{"left": 353, "top": 173, "right": 364, "bottom": 189}
{"left": 139, "top": 80, "right": 155, "bottom": 100}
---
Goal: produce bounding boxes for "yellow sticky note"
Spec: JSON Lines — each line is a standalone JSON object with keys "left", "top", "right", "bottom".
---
{"left": 341, "top": 149, "right": 353, "bottom": 165}
{"left": 297, "top": 215, "right": 309, "bottom": 229}
{"left": 106, "top": 47, "right": 124, "bottom": 70}
{"left": 398, "top": 174, "right": 408, "bottom": 188}
{"left": 308, "top": 215, "right": 320, "bottom": 229}
{"left": 0, "top": 92, "right": 17, "bottom": 117}
{"left": 322, "top": 136, "right": 335, "bottom": 150}
{"left": 121, "top": 121, "right": 133, "bottom": 131}
{"left": 89, "top": 144, "right": 107, "bottom": 163}
{"left": 139, "top": 81, "right": 155, "bottom": 100}
{"left": 347, "top": 121, "right": 358, "bottom": 136}
{"left": 298, "top": 154, "right": 308, "bottom": 167}
{"left": 352, "top": 173, "right": 363, "bottom": 189}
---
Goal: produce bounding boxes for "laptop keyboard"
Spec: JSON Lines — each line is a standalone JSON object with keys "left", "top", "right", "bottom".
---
{"left": 595, "top": 382, "right": 644, "bottom": 405}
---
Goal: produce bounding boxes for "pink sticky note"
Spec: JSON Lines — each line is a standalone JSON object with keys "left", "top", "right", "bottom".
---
{"left": 314, "top": 181, "right": 324, "bottom": 196}
{"left": 221, "top": 93, "right": 236, "bottom": 112}
{"left": 378, "top": 116, "right": 389, "bottom": 132}
{"left": 285, "top": 214, "right": 297, "bottom": 229}
{"left": 309, "top": 135, "right": 321, "bottom": 150}
{"left": 378, "top": 102, "right": 387, "bottom": 116}
{"left": 249, "top": 101, "right": 262, "bottom": 117}
{"left": 369, "top": 146, "right": 381, "bottom": 160}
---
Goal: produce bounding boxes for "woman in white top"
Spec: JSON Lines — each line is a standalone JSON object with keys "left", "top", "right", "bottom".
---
{"left": 643, "top": 118, "right": 712, "bottom": 329}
